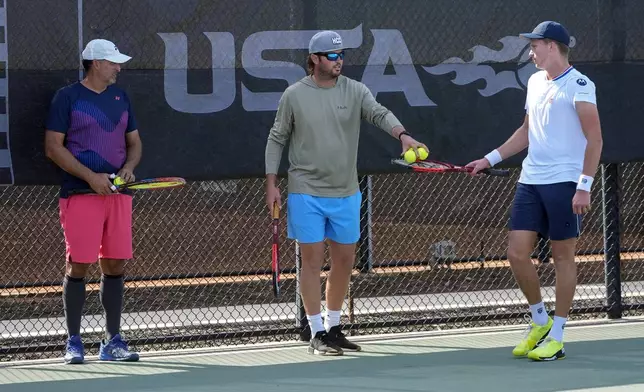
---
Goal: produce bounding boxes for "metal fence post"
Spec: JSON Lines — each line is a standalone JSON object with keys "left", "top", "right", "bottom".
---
{"left": 357, "top": 175, "right": 373, "bottom": 273}
{"left": 536, "top": 235, "right": 551, "bottom": 264}
{"left": 295, "top": 241, "right": 311, "bottom": 341}
{"left": 602, "top": 163, "right": 622, "bottom": 319}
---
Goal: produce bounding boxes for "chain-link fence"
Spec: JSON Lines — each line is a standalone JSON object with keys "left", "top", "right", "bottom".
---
{"left": 2, "top": 0, "right": 644, "bottom": 362}
{"left": 2, "top": 163, "right": 643, "bottom": 361}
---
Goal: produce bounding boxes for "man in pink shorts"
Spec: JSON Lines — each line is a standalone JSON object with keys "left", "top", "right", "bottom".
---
{"left": 44, "top": 39, "right": 142, "bottom": 364}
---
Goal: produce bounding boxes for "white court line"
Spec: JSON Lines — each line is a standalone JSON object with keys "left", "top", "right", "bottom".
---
{"left": 146, "top": 316, "right": 644, "bottom": 360}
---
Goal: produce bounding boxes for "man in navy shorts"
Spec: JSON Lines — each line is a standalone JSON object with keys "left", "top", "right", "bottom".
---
{"left": 467, "top": 21, "right": 603, "bottom": 361}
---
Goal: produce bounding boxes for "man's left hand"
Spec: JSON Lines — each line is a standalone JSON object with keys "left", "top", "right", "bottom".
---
{"left": 572, "top": 190, "right": 591, "bottom": 215}
{"left": 117, "top": 167, "right": 136, "bottom": 183}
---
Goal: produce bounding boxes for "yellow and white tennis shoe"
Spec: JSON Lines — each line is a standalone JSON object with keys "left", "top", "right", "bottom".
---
{"left": 512, "top": 316, "right": 553, "bottom": 357}
{"left": 528, "top": 337, "right": 565, "bottom": 361}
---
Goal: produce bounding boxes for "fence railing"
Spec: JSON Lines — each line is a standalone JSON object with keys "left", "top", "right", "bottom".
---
{"left": 1, "top": 162, "right": 643, "bottom": 361}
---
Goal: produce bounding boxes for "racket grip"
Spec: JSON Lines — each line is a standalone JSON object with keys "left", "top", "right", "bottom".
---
{"left": 272, "top": 201, "right": 280, "bottom": 219}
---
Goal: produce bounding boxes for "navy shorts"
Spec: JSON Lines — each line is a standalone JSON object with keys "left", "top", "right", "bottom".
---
{"left": 509, "top": 182, "right": 582, "bottom": 241}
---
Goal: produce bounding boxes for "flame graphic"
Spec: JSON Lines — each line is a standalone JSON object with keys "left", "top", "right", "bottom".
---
{"left": 423, "top": 36, "right": 537, "bottom": 97}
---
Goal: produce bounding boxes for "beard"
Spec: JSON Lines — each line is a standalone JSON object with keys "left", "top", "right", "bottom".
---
{"left": 319, "top": 65, "right": 341, "bottom": 79}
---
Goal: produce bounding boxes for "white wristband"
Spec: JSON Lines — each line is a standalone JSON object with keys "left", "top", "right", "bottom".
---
{"left": 484, "top": 149, "right": 503, "bottom": 167}
{"left": 577, "top": 174, "right": 594, "bottom": 192}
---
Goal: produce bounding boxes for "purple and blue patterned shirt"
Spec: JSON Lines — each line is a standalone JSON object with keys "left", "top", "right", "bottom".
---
{"left": 46, "top": 82, "right": 137, "bottom": 197}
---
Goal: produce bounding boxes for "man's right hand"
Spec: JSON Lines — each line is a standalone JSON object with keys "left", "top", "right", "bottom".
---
{"left": 266, "top": 184, "right": 282, "bottom": 215}
{"left": 464, "top": 158, "right": 492, "bottom": 176}
{"left": 87, "top": 173, "right": 116, "bottom": 195}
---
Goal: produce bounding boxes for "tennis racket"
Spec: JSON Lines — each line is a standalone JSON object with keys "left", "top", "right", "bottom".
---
{"left": 271, "top": 201, "right": 281, "bottom": 298}
{"left": 68, "top": 174, "right": 186, "bottom": 195}
{"left": 392, "top": 158, "right": 510, "bottom": 177}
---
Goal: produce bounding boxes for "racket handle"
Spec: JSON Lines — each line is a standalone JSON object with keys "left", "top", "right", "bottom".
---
{"left": 67, "top": 188, "right": 96, "bottom": 195}
{"left": 272, "top": 201, "right": 280, "bottom": 219}
{"left": 481, "top": 168, "right": 511, "bottom": 177}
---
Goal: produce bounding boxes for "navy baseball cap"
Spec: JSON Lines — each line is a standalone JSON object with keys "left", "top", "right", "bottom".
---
{"left": 520, "top": 21, "right": 571, "bottom": 46}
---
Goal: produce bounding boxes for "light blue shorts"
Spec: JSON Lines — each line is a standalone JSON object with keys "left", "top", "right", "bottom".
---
{"left": 287, "top": 191, "right": 362, "bottom": 244}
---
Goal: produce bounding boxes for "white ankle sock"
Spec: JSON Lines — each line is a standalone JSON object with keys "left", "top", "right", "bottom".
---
{"left": 324, "top": 310, "right": 341, "bottom": 331}
{"left": 307, "top": 313, "right": 325, "bottom": 335}
{"left": 548, "top": 316, "right": 566, "bottom": 342}
{"left": 529, "top": 301, "right": 548, "bottom": 325}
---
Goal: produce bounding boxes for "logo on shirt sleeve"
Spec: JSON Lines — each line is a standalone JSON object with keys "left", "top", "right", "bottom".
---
{"left": 576, "top": 78, "right": 587, "bottom": 86}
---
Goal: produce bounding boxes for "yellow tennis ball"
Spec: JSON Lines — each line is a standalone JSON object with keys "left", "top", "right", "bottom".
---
{"left": 403, "top": 149, "right": 417, "bottom": 163}
{"left": 113, "top": 176, "right": 125, "bottom": 186}
{"left": 418, "top": 147, "right": 429, "bottom": 160}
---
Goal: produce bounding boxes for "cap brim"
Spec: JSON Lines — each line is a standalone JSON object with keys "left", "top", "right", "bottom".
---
{"left": 104, "top": 53, "right": 132, "bottom": 64}
{"left": 519, "top": 33, "right": 544, "bottom": 39}
{"left": 311, "top": 47, "right": 347, "bottom": 54}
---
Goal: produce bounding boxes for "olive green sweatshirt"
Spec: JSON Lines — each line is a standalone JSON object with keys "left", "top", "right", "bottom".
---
{"left": 265, "top": 75, "right": 402, "bottom": 197}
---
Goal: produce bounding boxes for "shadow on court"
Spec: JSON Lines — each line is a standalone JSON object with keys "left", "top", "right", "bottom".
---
{"left": 2, "top": 337, "right": 644, "bottom": 392}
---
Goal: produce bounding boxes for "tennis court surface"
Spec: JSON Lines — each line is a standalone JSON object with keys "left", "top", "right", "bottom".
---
{"left": 2, "top": 318, "right": 644, "bottom": 392}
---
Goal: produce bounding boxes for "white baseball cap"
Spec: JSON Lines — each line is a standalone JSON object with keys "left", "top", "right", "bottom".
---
{"left": 82, "top": 39, "right": 132, "bottom": 63}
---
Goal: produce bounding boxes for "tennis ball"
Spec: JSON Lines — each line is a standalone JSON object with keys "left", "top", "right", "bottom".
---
{"left": 403, "top": 149, "right": 417, "bottom": 163}
{"left": 418, "top": 147, "right": 429, "bottom": 160}
{"left": 113, "top": 176, "right": 125, "bottom": 186}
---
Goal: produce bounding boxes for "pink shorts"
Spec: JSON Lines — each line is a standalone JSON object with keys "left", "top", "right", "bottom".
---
{"left": 59, "top": 194, "right": 133, "bottom": 263}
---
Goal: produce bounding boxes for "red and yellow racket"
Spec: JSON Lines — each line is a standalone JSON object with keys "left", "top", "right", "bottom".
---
{"left": 392, "top": 158, "right": 510, "bottom": 177}
{"left": 68, "top": 174, "right": 186, "bottom": 194}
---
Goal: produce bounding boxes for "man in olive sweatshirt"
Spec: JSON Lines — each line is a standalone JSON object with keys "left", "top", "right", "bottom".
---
{"left": 265, "top": 30, "right": 427, "bottom": 356}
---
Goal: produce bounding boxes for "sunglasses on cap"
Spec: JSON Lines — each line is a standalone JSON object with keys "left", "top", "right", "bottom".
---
{"left": 316, "top": 51, "right": 345, "bottom": 61}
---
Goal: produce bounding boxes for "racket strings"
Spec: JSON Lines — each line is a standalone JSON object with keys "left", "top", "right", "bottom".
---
{"left": 414, "top": 161, "right": 450, "bottom": 169}
{"left": 125, "top": 178, "right": 186, "bottom": 190}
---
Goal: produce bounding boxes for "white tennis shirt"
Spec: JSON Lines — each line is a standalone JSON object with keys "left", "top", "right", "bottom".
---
{"left": 519, "top": 66, "right": 597, "bottom": 185}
